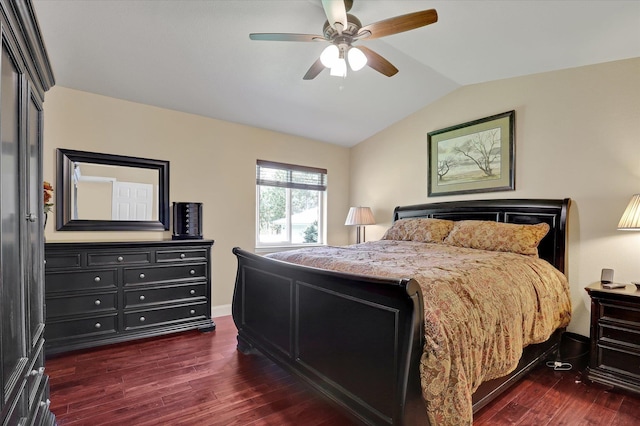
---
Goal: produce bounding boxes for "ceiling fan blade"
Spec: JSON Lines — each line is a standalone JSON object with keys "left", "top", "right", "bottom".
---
{"left": 250, "top": 33, "right": 324, "bottom": 42}
{"left": 358, "top": 46, "right": 398, "bottom": 77}
{"left": 358, "top": 9, "right": 438, "bottom": 40}
{"left": 303, "top": 58, "right": 326, "bottom": 80}
{"left": 321, "top": 0, "right": 348, "bottom": 33}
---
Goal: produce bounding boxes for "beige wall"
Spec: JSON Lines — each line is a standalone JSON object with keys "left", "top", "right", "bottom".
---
{"left": 350, "top": 57, "right": 640, "bottom": 337}
{"left": 43, "top": 87, "right": 351, "bottom": 311}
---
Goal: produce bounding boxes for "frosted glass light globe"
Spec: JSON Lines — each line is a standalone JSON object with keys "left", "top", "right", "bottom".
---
{"left": 320, "top": 45, "right": 339, "bottom": 68}
{"left": 348, "top": 47, "right": 367, "bottom": 71}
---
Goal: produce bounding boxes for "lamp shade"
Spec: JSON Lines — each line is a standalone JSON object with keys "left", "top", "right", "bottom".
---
{"left": 618, "top": 194, "right": 640, "bottom": 230}
{"left": 344, "top": 207, "right": 375, "bottom": 226}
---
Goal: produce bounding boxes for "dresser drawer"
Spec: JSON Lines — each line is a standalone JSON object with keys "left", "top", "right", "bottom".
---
{"left": 88, "top": 251, "right": 151, "bottom": 266}
{"left": 597, "top": 343, "right": 640, "bottom": 379}
{"left": 124, "top": 283, "right": 206, "bottom": 308}
{"left": 46, "top": 292, "right": 117, "bottom": 318}
{"left": 46, "top": 315, "right": 117, "bottom": 341}
{"left": 123, "top": 263, "right": 207, "bottom": 286}
{"left": 45, "top": 252, "right": 81, "bottom": 269}
{"left": 600, "top": 301, "right": 640, "bottom": 325}
{"left": 124, "top": 302, "right": 208, "bottom": 330}
{"left": 156, "top": 248, "right": 208, "bottom": 263}
{"left": 45, "top": 269, "right": 117, "bottom": 293}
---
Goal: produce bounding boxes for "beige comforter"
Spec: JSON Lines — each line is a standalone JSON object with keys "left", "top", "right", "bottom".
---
{"left": 267, "top": 240, "right": 571, "bottom": 425}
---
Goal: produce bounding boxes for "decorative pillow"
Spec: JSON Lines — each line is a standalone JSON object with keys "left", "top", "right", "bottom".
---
{"left": 381, "top": 218, "right": 454, "bottom": 243}
{"left": 443, "top": 220, "right": 550, "bottom": 256}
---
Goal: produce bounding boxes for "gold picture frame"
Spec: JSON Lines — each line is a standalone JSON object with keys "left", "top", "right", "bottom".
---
{"left": 427, "top": 111, "right": 515, "bottom": 197}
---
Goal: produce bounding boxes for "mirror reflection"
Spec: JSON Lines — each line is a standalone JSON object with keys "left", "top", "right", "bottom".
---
{"left": 71, "top": 162, "right": 159, "bottom": 221}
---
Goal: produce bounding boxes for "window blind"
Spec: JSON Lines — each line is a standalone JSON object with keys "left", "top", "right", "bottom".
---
{"left": 256, "top": 160, "right": 327, "bottom": 191}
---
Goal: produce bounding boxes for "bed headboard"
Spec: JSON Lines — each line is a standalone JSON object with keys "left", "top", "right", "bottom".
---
{"left": 393, "top": 198, "right": 570, "bottom": 273}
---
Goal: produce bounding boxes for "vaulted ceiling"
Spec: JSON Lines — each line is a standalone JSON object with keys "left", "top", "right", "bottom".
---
{"left": 33, "top": 1, "right": 640, "bottom": 147}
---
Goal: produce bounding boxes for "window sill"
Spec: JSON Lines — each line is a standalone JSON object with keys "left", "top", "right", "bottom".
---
{"left": 255, "top": 244, "right": 325, "bottom": 255}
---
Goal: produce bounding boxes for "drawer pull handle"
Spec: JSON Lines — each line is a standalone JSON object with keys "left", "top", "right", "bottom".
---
{"left": 94, "top": 276, "right": 101, "bottom": 283}
{"left": 139, "top": 273, "right": 145, "bottom": 279}
{"left": 40, "top": 399, "right": 51, "bottom": 409}
{"left": 94, "top": 299, "right": 101, "bottom": 306}
{"left": 139, "top": 295, "right": 146, "bottom": 301}
{"left": 117, "top": 256, "right": 124, "bottom": 262}
{"left": 95, "top": 322, "right": 101, "bottom": 329}
{"left": 190, "top": 269, "right": 196, "bottom": 275}
{"left": 190, "top": 289, "right": 196, "bottom": 295}
{"left": 180, "top": 253, "right": 186, "bottom": 259}
{"left": 190, "top": 310, "right": 196, "bottom": 315}
{"left": 28, "top": 367, "right": 45, "bottom": 377}
{"left": 140, "top": 316, "right": 146, "bottom": 322}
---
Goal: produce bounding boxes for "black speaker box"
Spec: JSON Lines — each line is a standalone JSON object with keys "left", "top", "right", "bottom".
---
{"left": 172, "top": 202, "right": 203, "bottom": 240}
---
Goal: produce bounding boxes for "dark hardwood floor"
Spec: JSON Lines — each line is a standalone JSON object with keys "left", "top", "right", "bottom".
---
{"left": 46, "top": 316, "right": 640, "bottom": 425}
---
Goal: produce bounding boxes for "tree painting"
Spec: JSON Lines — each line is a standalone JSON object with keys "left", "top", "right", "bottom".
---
{"left": 436, "top": 127, "right": 502, "bottom": 185}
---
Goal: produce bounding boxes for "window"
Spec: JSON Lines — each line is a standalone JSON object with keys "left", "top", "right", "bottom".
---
{"left": 256, "top": 160, "right": 326, "bottom": 247}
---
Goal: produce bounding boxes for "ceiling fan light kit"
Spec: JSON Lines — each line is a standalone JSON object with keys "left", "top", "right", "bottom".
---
{"left": 249, "top": 0, "right": 438, "bottom": 80}
{"left": 321, "top": 44, "right": 367, "bottom": 77}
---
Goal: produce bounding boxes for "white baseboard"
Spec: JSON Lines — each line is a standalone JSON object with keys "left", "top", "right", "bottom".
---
{"left": 212, "top": 304, "right": 232, "bottom": 318}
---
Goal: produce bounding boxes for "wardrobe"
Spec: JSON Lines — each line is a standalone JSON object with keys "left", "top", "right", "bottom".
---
{"left": 0, "top": 0, "right": 55, "bottom": 424}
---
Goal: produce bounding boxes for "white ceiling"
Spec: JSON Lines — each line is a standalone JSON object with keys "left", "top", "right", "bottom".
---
{"left": 32, "top": 0, "right": 640, "bottom": 148}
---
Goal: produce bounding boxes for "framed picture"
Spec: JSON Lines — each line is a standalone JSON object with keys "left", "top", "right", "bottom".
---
{"left": 427, "top": 110, "right": 515, "bottom": 197}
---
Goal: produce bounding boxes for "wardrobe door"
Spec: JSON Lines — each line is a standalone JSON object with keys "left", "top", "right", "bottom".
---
{"left": 26, "top": 87, "right": 45, "bottom": 350}
{"left": 0, "top": 41, "right": 26, "bottom": 413}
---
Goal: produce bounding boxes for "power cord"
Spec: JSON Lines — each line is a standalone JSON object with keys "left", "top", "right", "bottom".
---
{"left": 546, "top": 360, "right": 572, "bottom": 371}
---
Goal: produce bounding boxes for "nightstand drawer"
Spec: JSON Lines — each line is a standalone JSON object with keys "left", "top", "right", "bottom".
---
{"left": 46, "top": 269, "right": 117, "bottom": 293}
{"left": 124, "top": 302, "right": 208, "bottom": 330}
{"left": 46, "top": 315, "right": 117, "bottom": 341}
{"left": 46, "top": 292, "right": 117, "bottom": 318}
{"left": 123, "top": 263, "right": 207, "bottom": 285}
{"left": 88, "top": 251, "right": 151, "bottom": 266}
{"left": 156, "top": 248, "right": 208, "bottom": 263}
{"left": 600, "top": 301, "right": 640, "bottom": 325}
{"left": 599, "top": 323, "right": 640, "bottom": 349}
{"left": 124, "top": 283, "right": 206, "bottom": 308}
{"left": 598, "top": 344, "right": 640, "bottom": 379}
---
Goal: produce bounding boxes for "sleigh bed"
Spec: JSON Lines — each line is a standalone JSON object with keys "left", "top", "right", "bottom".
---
{"left": 232, "top": 198, "right": 571, "bottom": 425}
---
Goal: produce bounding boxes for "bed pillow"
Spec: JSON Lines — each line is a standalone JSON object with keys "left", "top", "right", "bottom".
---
{"left": 381, "top": 218, "right": 454, "bottom": 243}
{"left": 443, "top": 220, "right": 550, "bottom": 256}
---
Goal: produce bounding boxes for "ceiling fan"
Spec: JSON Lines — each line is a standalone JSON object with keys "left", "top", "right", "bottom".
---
{"left": 249, "top": 0, "right": 438, "bottom": 80}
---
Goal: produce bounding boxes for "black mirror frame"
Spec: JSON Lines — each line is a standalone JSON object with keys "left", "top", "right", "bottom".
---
{"left": 56, "top": 148, "right": 170, "bottom": 231}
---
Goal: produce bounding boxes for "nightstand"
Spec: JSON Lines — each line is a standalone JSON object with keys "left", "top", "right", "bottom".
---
{"left": 585, "top": 282, "right": 640, "bottom": 394}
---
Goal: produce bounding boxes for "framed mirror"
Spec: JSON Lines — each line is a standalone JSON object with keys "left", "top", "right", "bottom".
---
{"left": 56, "top": 149, "right": 170, "bottom": 231}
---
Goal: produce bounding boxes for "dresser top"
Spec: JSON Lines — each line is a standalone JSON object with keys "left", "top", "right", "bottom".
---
{"left": 45, "top": 239, "right": 214, "bottom": 249}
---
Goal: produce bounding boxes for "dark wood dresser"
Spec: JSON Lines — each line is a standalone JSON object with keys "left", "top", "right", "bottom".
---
{"left": 585, "top": 282, "right": 640, "bottom": 394}
{"left": 44, "top": 240, "right": 215, "bottom": 355}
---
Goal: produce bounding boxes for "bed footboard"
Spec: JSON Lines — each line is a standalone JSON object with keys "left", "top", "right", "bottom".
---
{"left": 232, "top": 247, "right": 427, "bottom": 426}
